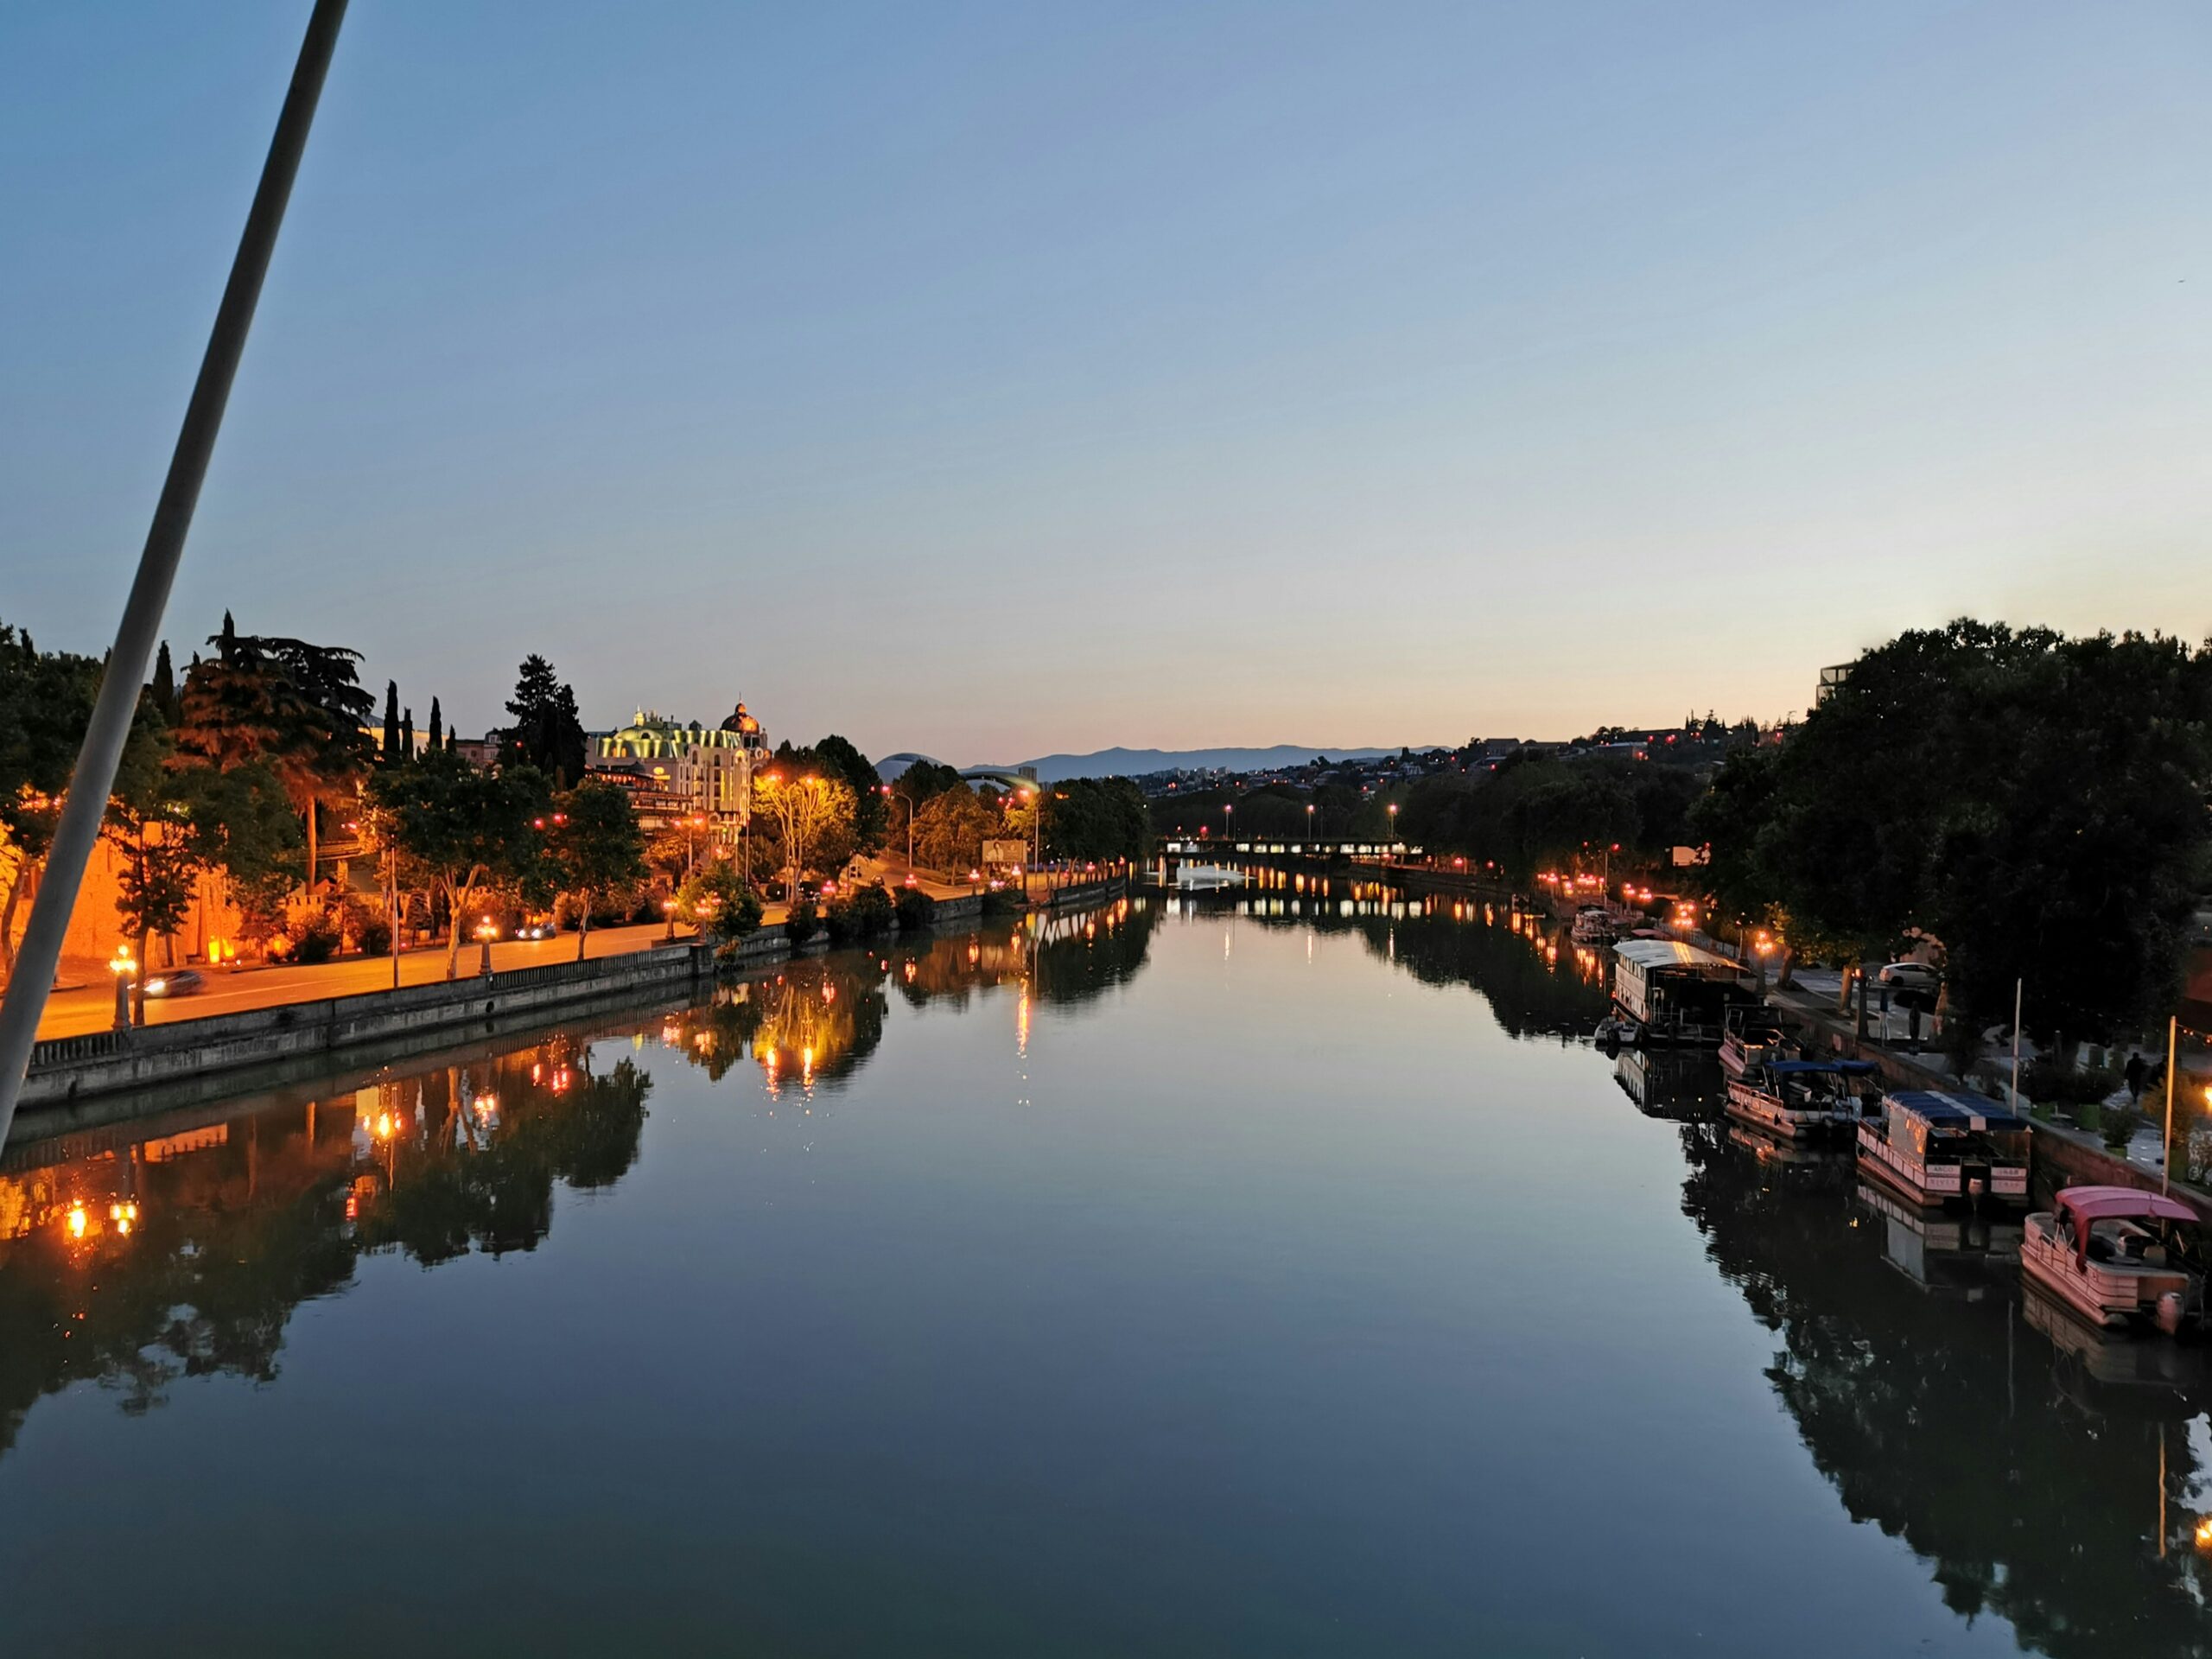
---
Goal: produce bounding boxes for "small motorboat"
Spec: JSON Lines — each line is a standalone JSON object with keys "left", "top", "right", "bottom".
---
{"left": 1726, "top": 1058, "right": 1879, "bottom": 1141}
{"left": 1719, "top": 1005, "right": 1795, "bottom": 1077}
{"left": 1857, "top": 1090, "right": 2031, "bottom": 1208}
{"left": 1570, "top": 906, "right": 1618, "bottom": 945}
{"left": 2022, "top": 1186, "right": 2208, "bottom": 1334}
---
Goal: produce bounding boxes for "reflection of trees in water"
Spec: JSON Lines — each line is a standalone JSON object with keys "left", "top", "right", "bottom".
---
{"left": 1680, "top": 1123, "right": 2212, "bottom": 1656}
{"left": 0, "top": 1039, "right": 649, "bottom": 1461}
{"left": 1237, "top": 892, "right": 1611, "bottom": 1040}
{"left": 893, "top": 898, "right": 1158, "bottom": 1014}
{"left": 656, "top": 900, "right": 1158, "bottom": 1096}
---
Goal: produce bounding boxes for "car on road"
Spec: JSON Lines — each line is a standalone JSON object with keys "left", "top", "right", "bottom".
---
{"left": 1876, "top": 961, "right": 1942, "bottom": 994}
{"left": 143, "top": 969, "right": 206, "bottom": 998}
{"left": 517, "top": 923, "right": 551, "bottom": 941}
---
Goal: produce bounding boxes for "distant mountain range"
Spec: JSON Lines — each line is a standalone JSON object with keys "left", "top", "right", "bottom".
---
{"left": 975, "top": 744, "right": 1447, "bottom": 783}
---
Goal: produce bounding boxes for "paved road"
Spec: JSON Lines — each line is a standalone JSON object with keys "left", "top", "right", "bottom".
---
{"left": 35, "top": 922, "right": 687, "bottom": 1042}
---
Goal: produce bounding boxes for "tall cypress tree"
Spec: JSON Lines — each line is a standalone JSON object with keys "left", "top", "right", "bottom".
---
{"left": 383, "top": 680, "right": 401, "bottom": 762}
{"left": 150, "top": 641, "right": 178, "bottom": 723}
{"left": 401, "top": 707, "right": 415, "bottom": 759}
{"left": 427, "top": 696, "right": 442, "bottom": 753}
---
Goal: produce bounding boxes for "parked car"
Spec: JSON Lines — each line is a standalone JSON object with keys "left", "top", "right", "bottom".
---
{"left": 1877, "top": 961, "right": 1942, "bottom": 993}
{"left": 143, "top": 969, "right": 206, "bottom": 998}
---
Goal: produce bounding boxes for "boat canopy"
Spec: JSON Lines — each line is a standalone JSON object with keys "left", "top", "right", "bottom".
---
{"left": 2055, "top": 1185, "right": 2198, "bottom": 1228}
{"left": 1612, "top": 939, "right": 1738, "bottom": 973}
{"left": 1766, "top": 1059, "right": 1878, "bottom": 1076}
{"left": 1886, "top": 1090, "right": 2030, "bottom": 1132}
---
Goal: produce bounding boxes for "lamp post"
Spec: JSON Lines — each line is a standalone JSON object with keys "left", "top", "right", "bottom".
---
{"left": 664, "top": 897, "right": 678, "bottom": 943}
{"left": 1386, "top": 802, "right": 1398, "bottom": 864}
{"left": 475, "top": 918, "right": 497, "bottom": 976}
{"left": 1306, "top": 802, "right": 1314, "bottom": 845}
{"left": 110, "top": 950, "right": 136, "bottom": 1032}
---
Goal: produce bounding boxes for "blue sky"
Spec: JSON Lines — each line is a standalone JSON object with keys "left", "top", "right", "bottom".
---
{"left": 3, "top": 2, "right": 2207, "bottom": 762}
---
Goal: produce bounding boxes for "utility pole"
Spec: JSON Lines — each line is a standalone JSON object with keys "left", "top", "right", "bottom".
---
{"left": 2163, "top": 1015, "right": 2179, "bottom": 1198}
{"left": 0, "top": 0, "right": 349, "bottom": 1153}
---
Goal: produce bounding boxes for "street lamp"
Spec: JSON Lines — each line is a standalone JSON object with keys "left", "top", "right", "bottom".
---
{"left": 663, "top": 897, "right": 678, "bottom": 943}
{"left": 475, "top": 918, "right": 498, "bottom": 976}
{"left": 1386, "top": 802, "right": 1398, "bottom": 864}
{"left": 1306, "top": 802, "right": 1314, "bottom": 845}
{"left": 110, "top": 948, "right": 136, "bottom": 1032}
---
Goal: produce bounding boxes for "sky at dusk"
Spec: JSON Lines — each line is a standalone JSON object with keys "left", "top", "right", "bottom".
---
{"left": 4, "top": 3, "right": 2209, "bottom": 764}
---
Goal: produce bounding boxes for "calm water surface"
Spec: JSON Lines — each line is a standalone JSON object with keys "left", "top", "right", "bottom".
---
{"left": 3, "top": 893, "right": 2209, "bottom": 1656}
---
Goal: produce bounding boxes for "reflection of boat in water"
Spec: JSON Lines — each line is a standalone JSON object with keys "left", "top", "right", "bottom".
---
{"left": 1857, "top": 1090, "right": 2031, "bottom": 1208}
{"left": 1612, "top": 1048, "right": 1726, "bottom": 1118}
{"left": 1856, "top": 1180, "right": 2020, "bottom": 1298}
{"left": 1725, "top": 1058, "right": 1878, "bottom": 1141}
{"left": 1726, "top": 1122, "right": 1854, "bottom": 1172}
{"left": 2024, "top": 1282, "right": 2212, "bottom": 1398}
{"left": 2023, "top": 1186, "right": 2209, "bottom": 1334}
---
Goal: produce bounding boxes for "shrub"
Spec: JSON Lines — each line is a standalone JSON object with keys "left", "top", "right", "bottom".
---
{"left": 712, "top": 885, "right": 764, "bottom": 943}
{"left": 2021, "top": 1058, "right": 2120, "bottom": 1109}
{"left": 981, "top": 887, "right": 1021, "bottom": 918}
{"left": 893, "top": 887, "right": 938, "bottom": 931}
{"left": 2101, "top": 1103, "right": 2144, "bottom": 1150}
{"left": 824, "top": 883, "right": 896, "bottom": 944}
{"left": 785, "top": 899, "right": 820, "bottom": 946}
{"left": 356, "top": 916, "right": 392, "bottom": 957}
{"left": 294, "top": 915, "right": 341, "bottom": 964}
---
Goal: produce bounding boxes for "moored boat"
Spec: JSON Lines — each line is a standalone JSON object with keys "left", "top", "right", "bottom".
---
{"left": 1570, "top": 906, "right": 1618, "bottom": 945}
{"left": 1725, "top": 1058, "right": 1879, "bottom": 1141}
{"left": 1857, "top": 1090, "right": 2031, "bottom": 1208}
{"left": 1610, "top": 939, "right": 1758, "bottom": 1046}
{"left": 1718, "top": 1005, "right": 1795, "bottom": 1077}
{"left": 2022, "top": 1186, "right": 2208, "bottom": 1334}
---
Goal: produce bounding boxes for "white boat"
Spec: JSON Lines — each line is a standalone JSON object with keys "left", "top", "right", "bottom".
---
{"left": 1611, "top": 939, "right": 1756, "bottom": 1046}
{"left": 1857, "top": 1090, "right": 2031, "bottom": 1208}
{"left": 1174, "top": 864, "right": 1243, "bottom": 892}
{"left": 1725, "top": 1058, "right": 1878, "bottom": 1141}
{"left": 1570, "top": 906, "right": 1618, "bottom": 944}
{"left": 1718, "top": 1006, "right": 1794, "bottom": 1077}
{"left": 2022, "top": 1185, "right": 2207, "bottom": 1333}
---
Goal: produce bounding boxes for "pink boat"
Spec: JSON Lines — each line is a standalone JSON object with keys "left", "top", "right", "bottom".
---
{"left": 2022, "top": 1186, "right": 2208, "bottom": 1333}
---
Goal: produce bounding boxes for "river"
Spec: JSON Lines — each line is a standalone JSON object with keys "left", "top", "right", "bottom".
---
{"left": 2, "top": 892, "right": 2208, "bottom": 1656}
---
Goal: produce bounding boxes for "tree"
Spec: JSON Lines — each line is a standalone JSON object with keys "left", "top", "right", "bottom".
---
{"left": 174, "top": 759, "right": 303, "bottom": 950}
{"left": 677, "top": 862, "right": 762, "bottom": 943}
{"left": 369, "top": 748, "right": 547, "bottom": 979}
{"left": 1040, "top": 777, "right": 1150, "bottom": 863}
{"left": 912, "top": 784, "right": 995, "bottom": 875}
{"left": 150, "top": 641, "right": 178, "bottom": 725}
{"left": 381, "top": 681, "right": 400, "bottom": 763}
{"left": 753, "top": 770, "right": 858, "bottom": 903}
{"left": 1699, "top": 621, "right": 2212, "bottom": 1046}
{"left": 0, "top": 622, "right": 168, "bottom": 979}
{"left": 542, "top": 779, "right": 646, "bottom": 961}
{"left": 105, "top": 742, "right": 198, "bottom": 1020}
{"left": 813, "top": 734, "right": 887, "bottom": 853}
{"left": 174, "top": 621, "right": 374, "bottom": 892}
{"left": 891, "top": 759, "right": 963, "bottom": 809}
{"left": 400, "top": 707, "right": 414, "bottom": 760}
{"left": 500, "top": 655, "right": 587, "bottom": 785}
{"left": 427, "top": 696, "right": 442, "bottom": 755}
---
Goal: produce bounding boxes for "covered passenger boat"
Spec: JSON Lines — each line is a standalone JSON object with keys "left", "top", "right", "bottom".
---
{"left": 2022, "top": 1186, "right": 2208, "bottom": 1333}
{"left": 1725, "top": 1058, "right": 1879, "bottom": 1141}
{"left": 1719, "top": 1005, "right": 1795, "bottom": 1077}
{"left": 1857, "top": 1090, "right": 2031, "bottom": 1207}
{"left": 1610, "top": 939, "right": 1757, "bottom": 1046}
